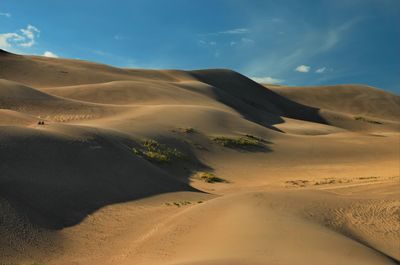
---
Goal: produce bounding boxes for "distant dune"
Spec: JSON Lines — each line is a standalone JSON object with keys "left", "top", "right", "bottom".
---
{"left": 0, "top": 49, "right": 399, "bottom": 265}
{"left": 268, "top": 84, "right": 400, "bottom": 122}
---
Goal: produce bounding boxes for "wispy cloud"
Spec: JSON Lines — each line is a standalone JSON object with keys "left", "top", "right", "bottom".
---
{"left": 250, "top": 76, "right": 284, "bottom": 84}
{"left": 228, "top": 38, "right": 254, "bottom": 48}
{"left": 242, "top": 17, "right": 361, "bottom": 81}
{"left": 86, "top": 48, "right": 137, "bottom": 67}
{"left": 0, "top": 33, "right": 22, "bottom": 48}
{"left": 19, "top": 25, "right": 40, "bottom": 47}
{"left": 321, "top": 18, "right": 361, "bottom": 52}
{"left": 295, "top": 65, "right": 310, "bottom": 73}
{"left": 43, "top": 51, "right": 58, "bottom": 58}
{"left": 0, "top": 12, "right": 11, "bottom": 18}
{"left": 114, "top": 35, "right": 129, "bottom": 41}
{"left": 218, "top": 28, "right": 249, "bottom": 34}
{"left": 198, "top": 40, "right": 217, "bottom": 47}
{"left": 241, "top": 38, "right": 254, "bottom": 44}
{"left": 315, "top": 67, "right": 326, "bottom": 73}
{"left": 199, "top": 27, "right": 249, "bottom": 36}
{"left": 271, "top": 18, "right": 284, "bottom": 23}
{"left": 0, "top": 24, "right": 40, "bottom": 48}
{"left": 91, "top": 49, "right": 112, "bottom": 56}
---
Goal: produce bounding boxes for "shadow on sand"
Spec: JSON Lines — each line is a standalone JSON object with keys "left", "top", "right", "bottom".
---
{"left": 191, "top": 69, "right": 328, "bottom": 131}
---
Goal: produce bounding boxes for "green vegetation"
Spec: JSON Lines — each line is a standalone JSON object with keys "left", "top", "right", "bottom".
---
{"left": 354, "top": 116, "right": 383, "bottom": 124}
{"left": 133, "top": 139, "right": 185, "bottom": 163}
{"left": 212, "top": 134, "right": 264, "bottom": 149}
{"left": 194, "top": 171, "right": 228, "bottom": 183}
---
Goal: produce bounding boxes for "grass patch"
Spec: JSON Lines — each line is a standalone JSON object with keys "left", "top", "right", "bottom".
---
{"left": 354, "top": 116, "right": 383, "bottom": 124}
{"left": 194, "top": 171, "right": 228, "bottom": 183}
{"left": 133, "top": 139, "right": 185, "bottom": 163}
{"left": 212, "top": 134, "right": 264, "bottom": 149}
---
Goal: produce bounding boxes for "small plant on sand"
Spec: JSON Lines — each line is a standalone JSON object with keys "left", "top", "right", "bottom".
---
{"left": 172, "top": 127, "right": 197, "bottom": 134}
{"left": 212, "top": 134, "right": 264, "bottom": 149}
{"left": 181, "top": 127, "right": 196, "bottom": 133}
{"left": 133, "top": 139, "right": 185, "bottom": 163}
{"left": 165, "top": 201, "right": 193, "bottom": 207}
{"left": 285, "top": 179, "right": 310, "bottom": 187}
{"left": 354, "top": 116, "right": 382, "bottom": 124}
{"left": 358, "top": 176, "right": 378, "bottom": 180}
{"left": 194, "top": 171, "right": 228, "bottom": 183}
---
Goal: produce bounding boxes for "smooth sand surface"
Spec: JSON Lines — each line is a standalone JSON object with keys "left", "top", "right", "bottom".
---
{"left": 1, "top": 49, "right": 399, "bottom": 265}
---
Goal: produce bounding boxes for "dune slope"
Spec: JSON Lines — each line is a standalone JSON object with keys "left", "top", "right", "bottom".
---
{"left": 0, "top": 49, "right": 399, "bottom": 265}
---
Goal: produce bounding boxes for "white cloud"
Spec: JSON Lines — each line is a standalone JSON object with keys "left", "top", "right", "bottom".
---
{"left": 250, "top": 76, "right": 284, "bottom": 84}
{"left": 198, "top": 40, "right": 217, "bottom": 47}
{"left": 315, "top": 67, "right": 326, "bottom": 73}
{"left": 19, "top": 25, "right": 40, "bottom": 47}
{"left": 0, "top": 24, "right": 40, "bottom": 48}
{"left": 199, "top": 28, "right": 249, "bottom": 36}
{"left": 43, "top": 51, "right": 58, "bottom": 58}
{"left": 295, "top": 65, "right": 310, "bottom": 73}
{"left": 0, "top": 12, "right": 11, "bottom": 18}
{"left": 218, "top": 28, "right": 249, "bottom": 34}
{"left": 241, "top": 38, "right": 254, "bottom": 44}
{"left": 0, "top": 33, "right": 23, "bottom": 47}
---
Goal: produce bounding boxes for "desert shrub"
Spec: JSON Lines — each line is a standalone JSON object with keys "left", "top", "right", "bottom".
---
{"left": 165, "top": 201, "right": 193, "bottom": 207}
{"left": 194, "top": 171, "right": 228, "bottom": 183}
{"left": 133, "top": 139, "right": 185, "bottom": 163}
{"left": 181, "top": 127, "right": 196, "bottom": 133}
{"left": 212, "top": 135, "right": 264, "bottom": 148}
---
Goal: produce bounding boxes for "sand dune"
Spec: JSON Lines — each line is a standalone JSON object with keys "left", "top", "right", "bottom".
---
{"left": 268, "top": 84, "right": 400, "bottom": 122}
{"left": 0, "top": 49, "right": 399, "bottom": 265}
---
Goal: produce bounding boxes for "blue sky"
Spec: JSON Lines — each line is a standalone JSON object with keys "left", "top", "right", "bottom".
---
{"left": 1, "top": 0, "right": 399, "bottom": 93}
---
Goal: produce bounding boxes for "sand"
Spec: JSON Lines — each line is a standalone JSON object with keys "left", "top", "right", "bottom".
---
{"left": 0, "top": 49, "right": 399, "bottom": 265}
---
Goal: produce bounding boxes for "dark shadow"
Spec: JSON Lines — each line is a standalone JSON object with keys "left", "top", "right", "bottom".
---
{"left": 0, "top": 131, "right": 208, "bottom": 230}
{"left": 0, "top": 68, "right": 317, "bottom": 232}
{"left": 190, "top": 69, "right": 328, "bottom": 131}
{"left": 0, "top": 49, "right": 13, "bottom": 56}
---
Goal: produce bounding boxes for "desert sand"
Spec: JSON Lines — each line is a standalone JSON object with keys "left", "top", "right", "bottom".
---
{"left": 0, "top": 49, "right": 399, "bottom": 265}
